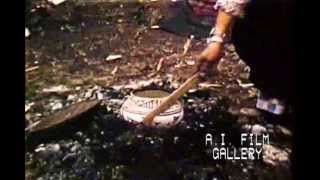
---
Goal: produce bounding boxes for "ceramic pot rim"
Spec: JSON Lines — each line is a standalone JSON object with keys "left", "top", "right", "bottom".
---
{"left": 130, "top": 89, "right": 171, "bottom": 101}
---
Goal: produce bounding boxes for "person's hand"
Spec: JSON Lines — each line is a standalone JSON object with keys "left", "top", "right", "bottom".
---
{"left": 196, "top": 42, "right": 224, "bottom": 80}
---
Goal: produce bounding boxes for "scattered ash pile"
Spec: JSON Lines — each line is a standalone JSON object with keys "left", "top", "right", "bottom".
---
{"left": 26, "top": 82, "right": 292, "bottom": 180}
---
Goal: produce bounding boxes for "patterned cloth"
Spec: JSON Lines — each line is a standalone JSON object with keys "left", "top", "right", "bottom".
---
{"left": 187, "top": 0, "right": 250, "bottom": 17}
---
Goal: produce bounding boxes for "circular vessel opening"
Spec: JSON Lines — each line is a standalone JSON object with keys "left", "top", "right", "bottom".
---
{"left": 132, "top": 89, "right": 170, "bottom": 98}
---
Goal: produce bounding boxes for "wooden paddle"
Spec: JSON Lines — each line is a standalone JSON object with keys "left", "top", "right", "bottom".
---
{"left": 143, "top": 72, "right": 200, "bottom": 126}
{"left": 26, "top": 100, "right": 100, "bottom": 133}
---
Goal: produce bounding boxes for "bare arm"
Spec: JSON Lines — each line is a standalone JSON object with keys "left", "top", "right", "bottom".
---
{"left": 197, "top": 0, "right": 250, "bottom": 77}
{"left": 198, "top": 10, "right": 234, "bottom": 63}
{"left": 214, "top": 10, "right": 234, "bottom": 37}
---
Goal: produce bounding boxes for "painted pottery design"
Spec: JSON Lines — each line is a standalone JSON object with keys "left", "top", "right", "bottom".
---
{"left": 120, "top": 90, "right": 184, "bottom": 127}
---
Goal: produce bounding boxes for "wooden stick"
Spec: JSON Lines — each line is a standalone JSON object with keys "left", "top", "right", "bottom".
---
{"left": 143, "top": 72, "right": 200, "bottom": 126}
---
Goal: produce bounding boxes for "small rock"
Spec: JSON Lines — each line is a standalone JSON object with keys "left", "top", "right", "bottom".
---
{"left": 228, "top": 106, "right": 240, "bottom": 116}
{"left": 248, "top": 88, "right": 259, "bottom": 98}
{"left": 240, "top": 107, "right": 260, "bottom": 117}
{"left": 93, "top": 85, "right": 100, "bottom": 90}
{"left": 276, "top": 125, "right": 292, "bottom": 137}
{"left": 150, "top": 25, "right": 160, "bottom": 29}
{"left": 242, "top": 168, "right": 248, "bottom": 173}
{"left": 35, "top": 113, "right": 42, "bottom": 117}
{"left": 109, "top": 99, "right": 124, "bottom": 105}
{"left": 266, "top": 124, "right": 274, "bottom": 129}
{"left": 174, "top": 136, "right": 179, "bottom": 144}
{"left": 251, "top": 124, "right": 267, "bottom": 135}
{"left": 25, "top": 28, "right": 30, "bottom": 38}
{"left": 199, "top": 83, "right": 222, "bottom": 88}
{"left": 25, "top": 121, "right": 41, "bottom": 132}
{"left": 111, "top": 66, "right": 118, "bottom": 75}
{"left": 25, "top": 102, "right": 35, "bottom": 113}
{"left": 42, "top": 85, "right": 71, "bottom": 94}
{"left": 137, "top": 134, "right": 143, "bottom": 138}
{"left": 241, "top": 124, "right": 252, "bottom": 131}
{"left": 50, "top": 144, "right": 60, "bottom": 152}
{"left": 75, "top": 131, "right": 83, "bottom": 137}
{"left": 238, "top": 116, "right": 249, "bottom": 124}
{"left": 78, "top": 50, "right": 86, "bottom": 56}
{"left": 237, "top": 79, "right": 254, "bottom": 88}
{"left": 137, "top": 79, "right": 154, "bottom": 87}
{"left": 67, "top": 94, "right": 77, "bottom": 101}
{"left": 106, "top": 54, "right": 122, "bottom": 61}
{"left": 71, "top": 144, "right": 80, "bottom": 152}
{"left": 263, "top": 144, "right": 290, "bottom": 166}
{"left": 48, "top": 0, "right": 66, "bottom": 5}
{"left": 34, "top": 143, "right": 61, "bottom": 159}
{"left": 85, "top": 138, "right": 91, "bottom": 144}
{"left": 63, "top": 142, "right": 73, "bottom": 149}
{"left": 226, "top": 44, "right": 236, "bottom": 52}
{"left": 102, "top": 144, "right": 108, "bottom": 149}
{"left": 171, "top": 82, "right": 180, "bottom": 89}
{"left": 35, "top": 147, "right": 46, "bottom": 153}
{"left": 185, "top": 60, "right": 195, "bottom": 65}
{"left": 188, "top": 89, "right": 197, "bottom": 93}
{"left": 96, "top": 91, "right": 104, "bottom": 100}
{"left": 85, "top": 90, "right": 94, "bottom": 99}
{"left": 62, "top": 153, "right": 76, "bottom": 162}
{"left": 240, "top": 72, "right": 250, "bottom": 80}
{"left": 52, "top": 102, "right": 63, "bottom": 111}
